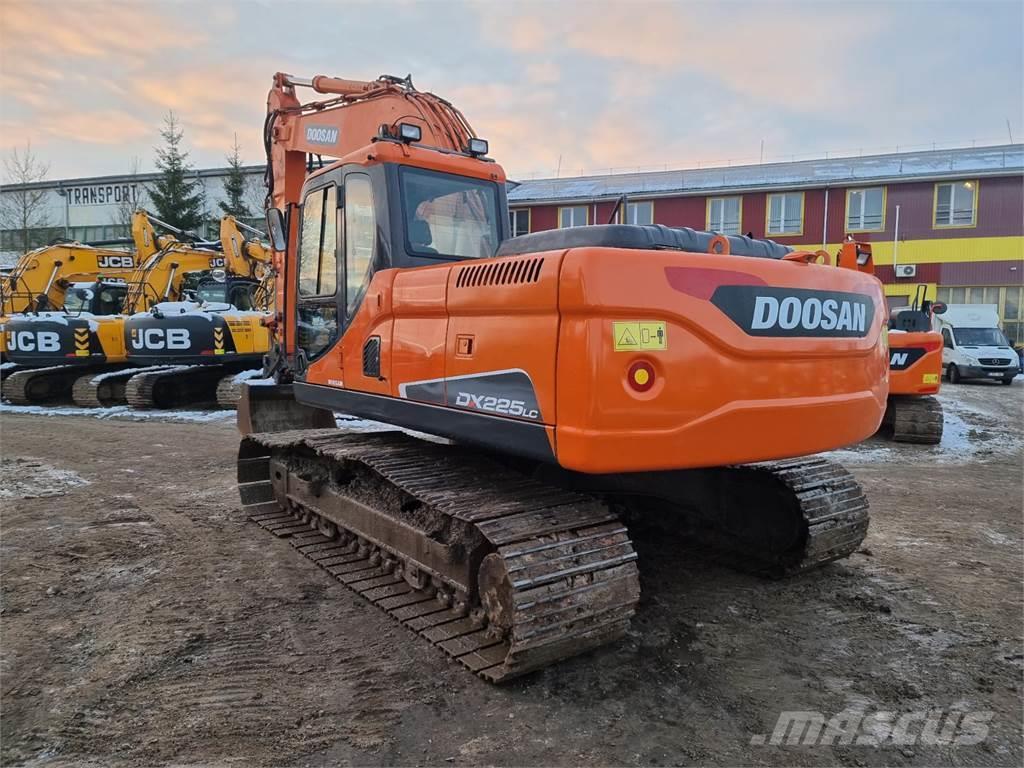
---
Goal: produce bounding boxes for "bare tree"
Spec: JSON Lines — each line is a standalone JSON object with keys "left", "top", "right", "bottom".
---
{"left": 0, "top": 141, "right": 51, "bottom": 253}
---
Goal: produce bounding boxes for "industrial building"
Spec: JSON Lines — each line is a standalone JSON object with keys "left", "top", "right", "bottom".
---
{"left": 0, "top": 164, "right": 266, "bottom": 263}
{"left": 3, "top": 143, "right": 1022, "bottom": 340}
{"left": 508, "top": 144, "right": 1024, "bottom": 342}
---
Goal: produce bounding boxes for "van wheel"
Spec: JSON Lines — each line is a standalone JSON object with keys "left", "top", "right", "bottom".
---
{"left": 1002, "top": 376, "right": 1014, "bottom": 385}
{"left": 948, "top": 365, "right": 961, "bottom": 384}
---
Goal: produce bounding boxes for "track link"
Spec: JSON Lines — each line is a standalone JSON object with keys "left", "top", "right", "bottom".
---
{"left": 125, "top": 366, "right": 229, "bottom": 409}
{"left": 744, "top": 457, "right": 870, "bottom": 574}
{"left": 882, "top": 395, "right": 944, "bottom": 444}
{"left": 215, "top": 370, "right": 260, "bottom": 409}
{"left": 71, "top": 366, "right": 167, "bottom": 407}
{"left": 238, "top": 430, "right": 641, "bottom": 682}
{"left": 2, "top": 365, "right": 102, "bottom": 405}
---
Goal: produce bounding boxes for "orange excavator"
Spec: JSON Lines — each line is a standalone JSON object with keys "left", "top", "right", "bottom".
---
{"left": 882, "top": 282, "right": 946, "bottom": 443}
{"left": 235, "top": 72, "right": 889, "bottom": 682}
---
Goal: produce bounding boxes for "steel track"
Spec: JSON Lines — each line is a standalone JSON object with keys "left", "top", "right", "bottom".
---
{"left": 883, "top": 395, "right": 944, "bottom": 444}
{"left": 238, "top": 430, "right": 641, "bottom": 682}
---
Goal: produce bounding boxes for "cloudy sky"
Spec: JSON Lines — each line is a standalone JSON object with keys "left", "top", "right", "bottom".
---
{"left": 1, "top": 0, "right": 1021, "bottom": 182}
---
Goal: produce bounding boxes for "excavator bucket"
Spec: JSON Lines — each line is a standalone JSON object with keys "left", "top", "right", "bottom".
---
{"left": 236, "top": 380, "right": 335, "bottom": 435}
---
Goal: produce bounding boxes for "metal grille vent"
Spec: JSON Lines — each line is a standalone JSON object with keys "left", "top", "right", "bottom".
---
{"left": 979, "top": 358, "right": 1011, "bottom": 366}
{"left": 455, "top": 257, "right": 544, "bottom": 288}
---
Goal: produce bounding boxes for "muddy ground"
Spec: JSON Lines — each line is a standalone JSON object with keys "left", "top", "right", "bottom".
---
{"left": 1, "top": 381, "right": 1022, "bottom": 767}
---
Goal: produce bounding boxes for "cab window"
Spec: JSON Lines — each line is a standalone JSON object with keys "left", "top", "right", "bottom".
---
{"left": 96, "top": 286, "right": 126, "bottom": 314}
{"left": 298, "top": 185, "right": 338, "bottom": 296}
{"left": 344, "top": 174, "right": 375, "bottom": 318}
{"left": 942, "top": 328, "right": 953, "bottom": 349}
{"left": 401, "top": 167, "right": 499, "bottom": 260}
{"left": 228, "top": 283, "right": 255, "bottom": 311}
{"left": 296, "top": 184, "right": 340, "bottom": 362}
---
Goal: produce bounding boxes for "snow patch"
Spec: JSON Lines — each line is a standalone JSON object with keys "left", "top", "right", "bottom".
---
{"left": 230, "top": 369, "right": 265, "bottom": 385}
{"left": 0, "top": 457, "right": 90, "bottom": 499}
{"left": 0, "top": 403, "right": 234, "bottom": 424}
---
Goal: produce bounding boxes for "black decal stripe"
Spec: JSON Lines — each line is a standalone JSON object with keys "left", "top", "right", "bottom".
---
{"left": 294, "top": 382, "right": 556, "bottom": 464}
{"left": 889, "top": 347, "right": 927, "bottom": 371}
{"left": 710, "top": 285, "right": 875, "bottom": 339}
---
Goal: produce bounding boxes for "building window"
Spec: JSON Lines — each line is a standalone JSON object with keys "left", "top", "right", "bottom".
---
{"left": 509, "top": 209, "right": 530, "bottom": 237}
{"left": 620, "top": 201, "right": 653, "bottom": 225}
{"left": 934, "top": 180, "right": 977, "bottom": 227}
{"left": 766, "top": 192, "right": 803, "bottom": 235}
{"left": 707, "top": 197, "right": 741, "bottom": 235}
{"left": 558, "top": 205, "right": 588, "bottom": 228}
{"left": 846, "top": 187, "right": 885, "bottom": 232}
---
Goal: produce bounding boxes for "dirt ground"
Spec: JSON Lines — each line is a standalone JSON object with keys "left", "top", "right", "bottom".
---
{"left": 1, "top": 381, "right": 1021, "bottom": 767}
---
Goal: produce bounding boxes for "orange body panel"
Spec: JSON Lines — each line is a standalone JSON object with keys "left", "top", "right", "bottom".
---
{"left": 888, "top": 330, "right": 943, "bottom": 396}
{"left": 306, "top": 247, "right": 888, "bottom": 474}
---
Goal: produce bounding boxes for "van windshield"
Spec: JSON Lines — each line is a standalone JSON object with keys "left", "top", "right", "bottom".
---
{"left": 953, "top": 327, "right": 1009, "bottom": 346}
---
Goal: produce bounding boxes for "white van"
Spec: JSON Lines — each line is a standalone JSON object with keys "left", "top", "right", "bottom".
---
{"left": 932, "top": 304, "right": 1017, "bottom": 384}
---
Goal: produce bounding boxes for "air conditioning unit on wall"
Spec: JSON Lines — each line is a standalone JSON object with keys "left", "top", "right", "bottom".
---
{"left": 895, "top": 264, "right": 917, "bottom": 278}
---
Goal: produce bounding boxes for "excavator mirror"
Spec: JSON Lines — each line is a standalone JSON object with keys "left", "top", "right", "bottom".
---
{"left": 932, "top": 302, "right": 947, "bottom": 315}
{"left": 266, "top": 208, "right": 287, "bottom": 252}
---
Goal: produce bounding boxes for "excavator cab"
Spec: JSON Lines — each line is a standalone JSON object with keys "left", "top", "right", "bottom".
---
{"left": 286, "top": 145, "right": 506, "bottom": 373}
{"left": 63, "top": 280, "right": 129, "bottom": 316}
{"left": 192, "top": 275, "right": 259, "bottom": 310}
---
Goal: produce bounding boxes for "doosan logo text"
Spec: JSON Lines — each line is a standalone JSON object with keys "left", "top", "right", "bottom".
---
{"left": 710, "top": 285, "right": 875, "bottom": 338}
{"left": 305, "top": 126, "right": 339, "bottom": 145}
{"left": 752, "top": 295, "right": 866, "bottom": 333}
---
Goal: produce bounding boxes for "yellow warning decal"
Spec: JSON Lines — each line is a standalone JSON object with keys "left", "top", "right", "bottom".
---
{"left": 613, "top": 321, "right": 667, "bottom": 352}
{"left": 922, "top": 373, "right": 939, "bottom": 384}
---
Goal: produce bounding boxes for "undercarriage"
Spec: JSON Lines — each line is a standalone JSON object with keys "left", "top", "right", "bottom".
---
{"left": 238, "top": 428, "right": 869, "bottom": 682}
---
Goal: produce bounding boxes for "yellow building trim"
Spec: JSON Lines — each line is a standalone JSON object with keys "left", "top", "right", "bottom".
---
{"left": 806, "top": 236, "right": 1024, "bottom": 265}
{"left": 558, "top": 205, "right": 589, "bottom": 228}
{"left": 617, "top": 199, "right": 655, "bottom": 225}
{"left": 844, "top": 186, "right": 887, "bottom": 234}
{"left": 510, "top": 207, "right": 531, "bottom": 235}
{"left": 932, "top": 179, "right": 979, "bottom": 230}
{"left": 706, "top": 195, "right": 743, "bottom": 234}
{"left": 883, "top": 283, "right": 938, "bottom": 302}
{"left": 765, "top": 191, "right": 804, "bottom": 236}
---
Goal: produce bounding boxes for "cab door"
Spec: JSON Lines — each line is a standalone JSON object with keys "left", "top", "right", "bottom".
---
{"left": 294, "top": 182, "right": 340, "bottom": 374}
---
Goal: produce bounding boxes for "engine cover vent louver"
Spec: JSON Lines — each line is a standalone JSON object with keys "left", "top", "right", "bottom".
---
{"left": 455, "top": 257, "right": 544, "bottom": 288}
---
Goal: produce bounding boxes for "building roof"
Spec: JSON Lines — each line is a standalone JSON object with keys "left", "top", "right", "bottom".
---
{"left": 507, "top": 144, "right": 1024, "bottom": 205}
{"left": 0, "top": 164, "right": 265, "bottom": 192}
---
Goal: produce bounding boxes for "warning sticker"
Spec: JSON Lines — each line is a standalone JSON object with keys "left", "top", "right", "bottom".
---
{"left": 613, "top": 321, "right": 667, "bottom": 351}
{"left": 922, "top": 373, "right": 939, "bottom": 384}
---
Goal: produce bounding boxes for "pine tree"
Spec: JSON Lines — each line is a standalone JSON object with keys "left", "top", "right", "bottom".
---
{"left": 148, "top": 112, "right": 204, "bottom": 232}
{"left": 218, "top": 135, "right": 251, "bottom": 219}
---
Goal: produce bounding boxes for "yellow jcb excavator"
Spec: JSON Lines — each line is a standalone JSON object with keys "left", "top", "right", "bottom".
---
{"left": 0, "top": 210, "right": 163, "bottom": 395}
{"left": 2, "top": 211, "right": 227, "bottom": 406}
{"left": 120, "top": 215, "right": 274, "bottom": 409}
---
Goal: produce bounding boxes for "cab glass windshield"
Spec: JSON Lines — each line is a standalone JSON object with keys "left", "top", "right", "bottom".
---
{"left": 953, "top": 328, "right": 1010, "bottom": 346}
{"left": 196, "top": 282, "right": 228, "bottom": 304}
{"left": 401, "top": 167, "right": 500, "bottom": 259}
{"left": 63, "top": 287, "right": 93, "bottom": 313}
